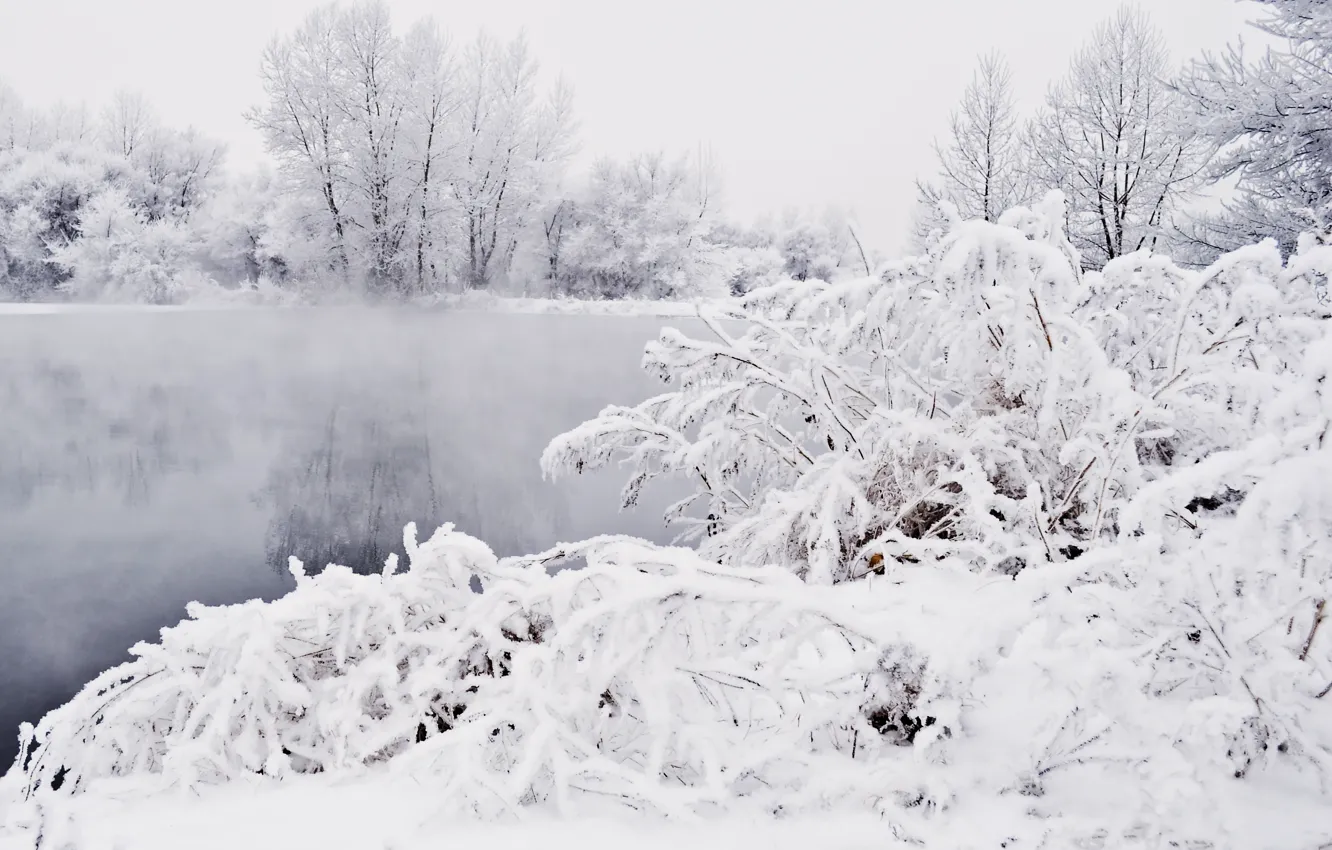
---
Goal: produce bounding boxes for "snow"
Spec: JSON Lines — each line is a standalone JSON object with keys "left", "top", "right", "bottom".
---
{"left": 0, "top": 776, "right": 908, "bottom": 850}
{"left": 5, "top": 199, "right": 1332, "bottom": 847}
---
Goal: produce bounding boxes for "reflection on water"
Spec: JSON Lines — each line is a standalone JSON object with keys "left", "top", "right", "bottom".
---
{"left": 0, "top": 308, "right": 688, "bottom": 769}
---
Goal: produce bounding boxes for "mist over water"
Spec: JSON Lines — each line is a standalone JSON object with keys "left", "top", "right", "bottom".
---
{"left": 0, "top": 308, "right": 690, "bottom": 769}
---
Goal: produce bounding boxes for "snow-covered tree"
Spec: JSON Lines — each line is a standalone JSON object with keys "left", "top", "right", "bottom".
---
{"left": 101, "top": 91, "right": 156, "bottom": 160}
{"left": 0, "top": 144, "right": 132, "bottom": 299}
{"left": 451, "top": 34, "right": 576, "bottom": 290}
{"left": 0, "top": 83, "right": 94, "bottom": 154}
{"left": 336, "top": 1, "right": 415, "bottom": 291}
{"left": 0, "top": 82, "right": 23, "bottom": 152}
{"left": 193, "top": 167, "right": 290, "bottom": 283}
{"left": 250, "top": 6, "right": 357, "bottom": 279}
{"left": 1174, "top": 0, "right": 1332, "bottom": 258}
{"left": 126, "top": 127, "right": 224, "bottom": 224}
{"left": 53, "top": 187, "right": 201, "bottom": 304}
{"left": 552, "top": 151, "right": 726, "bottom": 299}
{"left": 402, "top": 21, "right": 460, "bottom": 294}
{"left": 249, "top": 5, "right": 575, "bottom": 294}
{"left": 1027, "top": 7, "right": 1206, "bottom": 269}
{"left": 914, "top": 53, "right": 1031, "bottom": 248}
{"left": 761, "top": 207, "right": 858, "bottom": 283}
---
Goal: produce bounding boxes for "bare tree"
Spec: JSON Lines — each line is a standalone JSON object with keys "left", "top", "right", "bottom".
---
{"left": 102, "top": 91, "right": 156, "bottom": 159}
{"left": 1026, "top": 7, "right": 1206, "bottom": 269}
{"left": 915, "top": 52, "right": 1030, "bottom": 242}
{"left": 452, "top": 34, "right": 575, "bottom": 289}
{"left": 249, "top": 6, "right": 352, "bottom": 274}
{"left": 403, "top": 21, "right": 459, "bottom": 293}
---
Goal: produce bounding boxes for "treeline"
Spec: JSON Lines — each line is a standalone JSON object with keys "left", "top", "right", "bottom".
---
{"left": 0, "top": 2, "right": 867, "bottom": 304}
{"left": 915, "top": 2, "right": 1332, "bottom": 268}
{"left": 2, "top": 1, "right": 1330, "bottom": 302}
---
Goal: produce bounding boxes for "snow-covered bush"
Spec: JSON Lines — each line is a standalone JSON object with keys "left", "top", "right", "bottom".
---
{"left": 544, "top": 193, "right": 1328, "bottom": 583}
{"left": 12, "top": 523, "right": 510, "bottom": 795}
{"left": 9, "top": 524, "right": 968, "bottom": 817}
{"left": 714, "top": 241, "right": 786, "bottom": 296}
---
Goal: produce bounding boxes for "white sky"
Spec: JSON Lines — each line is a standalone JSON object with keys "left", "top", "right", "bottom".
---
{"left": 0, "top": 0, "right": 1259, "bottom": 252}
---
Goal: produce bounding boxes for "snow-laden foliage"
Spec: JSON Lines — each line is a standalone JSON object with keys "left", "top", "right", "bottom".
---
{"left": 1175, "top": 0, "right": 1332, "bottom": 258}
{"left": 53, "top": 188, "right": 202, "bottom": 304}
{"left": 544, "top": 192, "right": 1328, "bottom": 584}
{"left": 10, "top": 485, "right": 1332, "bottom": 843}
{"left": 8, "top": 200, "right": 1332, "bottom": 845}
{"left": 11, "top": 523, "right": 507, "bottom": 794}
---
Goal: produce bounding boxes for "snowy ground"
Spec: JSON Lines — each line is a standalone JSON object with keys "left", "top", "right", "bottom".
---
{"left": 0, "top": 776, "right": 903, "bottom": 850}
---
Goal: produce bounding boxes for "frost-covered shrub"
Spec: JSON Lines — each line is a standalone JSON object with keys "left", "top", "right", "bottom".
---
{"left": 8, "top": 525, "right": 974, "bottom": 816}
{"left": 12, "top": 523, "right": 513, "bottom": 795}
{"left": 544, "top": 192, "right": 1329, "bottom": 584}
{"left": 13, "top": 497, "right": 1331, "bottom": 842}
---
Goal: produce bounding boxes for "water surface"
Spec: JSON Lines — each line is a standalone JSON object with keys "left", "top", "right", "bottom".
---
{"left": 0, "top": 308, "right": 691, "bottom": 769}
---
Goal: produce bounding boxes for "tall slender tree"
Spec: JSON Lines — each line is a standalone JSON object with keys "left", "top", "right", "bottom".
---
{"left": 914, "top": 52, "right": 1030, "bottom": 247}
{"left": 1027, "top": 7, "right": 1205, "bottom": 269}
{"left": 250, "top": 6, "right": 353, "bottom": 276}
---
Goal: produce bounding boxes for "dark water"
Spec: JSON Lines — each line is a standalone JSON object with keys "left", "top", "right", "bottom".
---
{"left": 0, "top": 308, "right": 691, "bottom": 770}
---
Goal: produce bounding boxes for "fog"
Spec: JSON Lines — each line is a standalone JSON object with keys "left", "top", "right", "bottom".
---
{"left": 0, "top": 308, "right": 689, "bottom": 768}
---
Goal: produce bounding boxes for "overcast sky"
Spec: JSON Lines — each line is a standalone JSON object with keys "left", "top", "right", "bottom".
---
{"left": 0, "top": 0, "right": 1258, "bottom": 251}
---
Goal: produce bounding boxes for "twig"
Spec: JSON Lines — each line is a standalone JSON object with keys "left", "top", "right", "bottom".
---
{"left": 1047, "top": 458, "right": 1096, "bottom": 533}
{"left": 1091, "top": 411, "right": 1144, "bottom": 540}
{"left": 848, "top": 224, "right": 872, "bottom": 277}
{"left": 1165, "top": 509, "right": 1197, "bottom": 531}
{"left": 1299, "top": 598, "right": 1326, "bottom": 662}
{"left": 1030, "top": 289, "right": 1053, "bottom": 351}
{"left": 1034, "top": 518, "right": 1054, "bottom": 562}
{"left": 1202, "top": 334, "right": 1250, "bottom": 355}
